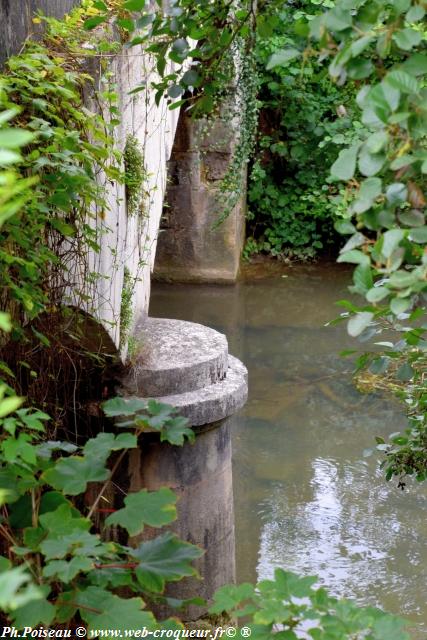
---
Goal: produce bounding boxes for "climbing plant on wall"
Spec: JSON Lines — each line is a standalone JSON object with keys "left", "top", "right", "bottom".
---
{"left": 245, "top": 0, "right": 356, "bottom": 259}
{"left": 0, "top": 4, "right": 128, "bottom": 427}
{"left": 0, "top": 0, "right": 422, "bottom": 634}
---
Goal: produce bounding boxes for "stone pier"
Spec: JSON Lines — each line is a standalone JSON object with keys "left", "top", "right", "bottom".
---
{"left": 120, "top": 318, "right": 248, "bottom": 619}
{"left": 153, "top": 111, "right": 246, "bottom": 284}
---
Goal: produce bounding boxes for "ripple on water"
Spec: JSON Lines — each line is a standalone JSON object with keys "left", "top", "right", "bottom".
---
{"left": 150, "top": 265, "right": 427, "bottom": 639}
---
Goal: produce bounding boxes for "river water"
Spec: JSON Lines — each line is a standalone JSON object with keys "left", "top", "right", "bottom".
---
{"left": 150, "top": 262, "right": 427, "bottom": 637}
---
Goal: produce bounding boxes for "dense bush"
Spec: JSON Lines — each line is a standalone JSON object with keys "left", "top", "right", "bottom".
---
{"left": 246, "top": 1, "right": 356, "bottom": 259}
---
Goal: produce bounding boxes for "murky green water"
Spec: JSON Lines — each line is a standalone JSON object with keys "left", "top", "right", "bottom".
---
{"left": 150, "top": 262, "right": 427, "bottom": 637}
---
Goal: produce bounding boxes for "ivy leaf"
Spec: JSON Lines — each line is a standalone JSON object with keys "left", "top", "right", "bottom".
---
{"left": 160, "top": 416, "right": 195, "bottom": 445}
{"left": 347, "top": 312, "right": 374, "bottom": 337}
{"left": 12, "top": 594, "right": 56, "bottom": 628}
{"left": 123, "top": 0, "right": 147, "bottom": 9}
{"left": 40, "top": 530, "right": 107, "bottom": 561}
{"left": 43, "top": 557, "right": 93, "bottom": 582}
{"left": 83, "top": 16, "right": 107, "bottom": 30}
{"left": 210, "top": 583, "right": 255, "bottom": 614}
{"left": 102, "top": 396, "right": 147, "bottom": 417}
{"left": 0, "top": 129, "right": 35, "bottom": 148}
{"left": 132, "top": 532, "right": 203, "bottom": 593}
{"left": 266, "top": 48, "right": 300, "bottom": 70}
{"left": 83, "top": 432, "right": 137, "bottom": 460}
{"left": 106, "top": 488, "right": 177, "bottom": 536}
{"left": 42, "top": 455, "right": 109, "bottom": 495}
{"left": 39, "top": 504, "right": 90, "bottom": 536}
{"left": 76, "top": 587, "right": 157, "bottom": 632}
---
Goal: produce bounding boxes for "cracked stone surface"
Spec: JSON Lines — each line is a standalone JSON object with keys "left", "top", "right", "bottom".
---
{"left": 120, "top": 318, "right": 248, "bottom": 426}
{"left": 122, "top": 317, "right": 229, "bottom": 397}
{"left": 153, "top": 355, "right": 248, "bottom": 426}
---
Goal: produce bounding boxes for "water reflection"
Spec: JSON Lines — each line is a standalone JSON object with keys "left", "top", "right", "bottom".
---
{"left": 150, "top": 262, "right": 427, "bottom": 637}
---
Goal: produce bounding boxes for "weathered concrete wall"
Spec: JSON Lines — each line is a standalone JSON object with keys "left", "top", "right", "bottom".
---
{"left": 0, "top": 0, "right": 80, "bottom": 67}
{"left": 0, "top": 1, "right": 181, "bottom": 356}
{"left": 154, "top": 111, "right": 246, "bottom": 284}
{"left": 0, "top": 2, "right": 245, "bottom": 357}
{"left": 128, "top": 419, "right": 236, "bottom": 620}
{"left": 80, "top": 52, "right": 181, "bottom": 353}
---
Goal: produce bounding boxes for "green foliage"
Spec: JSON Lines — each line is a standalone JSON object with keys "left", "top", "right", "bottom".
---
{"left": 213, "top": 45, "right": 260, "bottom": 227}
{"left": 133, "top": 532, "right": 203, "bottom": 593}
{"left": 103, "top": 396, "right": 195, "bottom": 445}
{"left": 211, "top": 568, "right": 410, "bottom": 640}
{"left": 0, "top": 0, "right": 421, "bottom": 634}
{"left": 120, "top": 266, "right": 135, "bottom": 350}
{"left": 85, "top": 0, "right": 258, "bottom": 114}
{"left": 0, "top": 391, "right": 198, "bottom": 629}
{"left": 314, "top": 0, "right": 427, "bottom": 481}
{"left": 106, "top": 487, "right": 177, "bottom": 535}
{"left": 0, "top": 10, "right": 120, "bottom": 331}
{"left": 247, "top": 162, "right": 334, "bottom": 259}
{"left": 124, "top": 134, "right": 147, "bottom": 217}
{"left": 246, "top": 0, "right": 354, "bottom": 259}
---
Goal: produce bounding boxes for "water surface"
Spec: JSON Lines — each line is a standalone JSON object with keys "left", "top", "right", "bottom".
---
{"left": 150, "top": 262, "right": 427, "bottom": 637}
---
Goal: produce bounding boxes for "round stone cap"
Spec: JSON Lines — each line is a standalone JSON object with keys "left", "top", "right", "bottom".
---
{"left": 121, "top": 317, "right": 229, "bottom": 397}
{"left": 154, "top": 355, "right": 248, "bottom": 426}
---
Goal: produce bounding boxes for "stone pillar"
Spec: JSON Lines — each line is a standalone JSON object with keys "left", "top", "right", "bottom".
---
{"left": 120, "top": 317, "right": 248, "bottom": 619}
{"left": 153, "top": 111, "right": 246, "bottom": 284}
